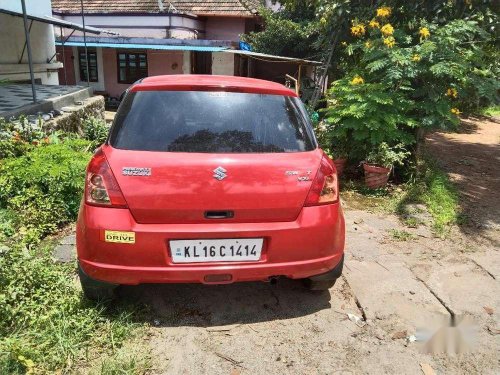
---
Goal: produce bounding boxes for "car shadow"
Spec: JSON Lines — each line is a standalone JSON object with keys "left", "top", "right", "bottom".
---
{"left": 117, "top": 278, "right": 332, "bottom": 327}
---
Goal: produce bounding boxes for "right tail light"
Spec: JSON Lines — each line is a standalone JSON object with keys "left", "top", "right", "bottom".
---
{"left": 304, "top": 156, "right": 339, "bottom": 206}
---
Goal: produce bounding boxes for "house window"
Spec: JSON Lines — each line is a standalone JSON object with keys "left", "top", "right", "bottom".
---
{"left": 117, "top": 52, "right": 148, "bottom": 84}
{"left": 78, "top": 48, "right": 98, "bottom": 82}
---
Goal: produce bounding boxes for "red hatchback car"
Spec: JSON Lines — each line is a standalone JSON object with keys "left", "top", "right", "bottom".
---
{"left": 76, "top": 75, "right": 345, "bottom": 300}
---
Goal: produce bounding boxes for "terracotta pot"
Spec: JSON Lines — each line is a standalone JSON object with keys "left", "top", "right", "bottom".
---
{"left": 333, "top": 158, "right": 347, "bottom": 176}
{"left": 363, "top": 163, "right": 391, "bottom": 189}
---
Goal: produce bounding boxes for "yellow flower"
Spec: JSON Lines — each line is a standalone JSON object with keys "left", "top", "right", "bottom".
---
{"left": 412, "top": 54, "right": 421, "bottom": 62}
{"left": 351, "top": 24, "right": 366, "bottom": 37}
{"left": 381, "top": 23, "right": 394, "bottom": 36}
{"left": 369, "top": 19, "right": 380, "bottom": 29}
{"left": 419, "top": 27, "right": 430, "bottom": 39}
{"left": 451, "top": 107, "right": 461, "bottom": 115}
{"left": 365, "top": 41, "right": 372, "bottom": 48}
{"left": 351, "top": 76, "right": 365, "bottom": 85}
{"left": 383, "top": 36, "right": 396, "bottom": 48}
{"left": 376, "top": 6, "right": 392, "bottom": 18}
{"left": 446, "top": 88, "right": 458, "bottom": 98}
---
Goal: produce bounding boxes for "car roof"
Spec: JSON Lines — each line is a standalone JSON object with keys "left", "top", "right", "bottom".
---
{"left": 130, "top": 75, "right": 298, "bottom": 97}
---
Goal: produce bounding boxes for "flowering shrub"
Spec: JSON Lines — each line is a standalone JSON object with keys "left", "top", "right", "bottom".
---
{"left": 0, "top": 116, "right": 49, "bottom": 159}
{"left": 322, "top": 6, "right": 499, "bottom": 163}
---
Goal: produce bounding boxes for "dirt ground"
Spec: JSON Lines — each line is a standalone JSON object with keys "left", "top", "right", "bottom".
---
{"left": 82, "top": 117, "right": 500, "bottom": 374}
{"left": 426, "top": 117, "right": 500, "bottom": 247}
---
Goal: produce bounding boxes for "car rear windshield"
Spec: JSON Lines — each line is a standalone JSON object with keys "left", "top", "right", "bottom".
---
{"left": 109, "top": 90, "right": 316, "bottom": 153}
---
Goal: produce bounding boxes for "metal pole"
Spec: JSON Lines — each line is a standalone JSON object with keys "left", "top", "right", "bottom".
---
{"left": 21, "top": 0, "right": 36, "bottom": 102}
{"left": 60, "top": 26, "right": 67, "bottom": 85}
{"left": 80, "top": 0, "right": 90, "bottom": 86}
{"left": 18, "top": 20, "right": 33, "bottom": 64}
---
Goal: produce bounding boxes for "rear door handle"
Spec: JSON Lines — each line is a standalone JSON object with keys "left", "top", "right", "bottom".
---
{"left": 204, "top": 210, "right": 234, "bottom": 219}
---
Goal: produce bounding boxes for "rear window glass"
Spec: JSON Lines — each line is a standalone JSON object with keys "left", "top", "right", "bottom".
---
{"left": 109, "top": 90, "right": 315, "bottom": 153}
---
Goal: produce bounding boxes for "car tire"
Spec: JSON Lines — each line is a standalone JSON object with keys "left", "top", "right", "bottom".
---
{"left": 303, "top": 278, "right": 337, "bottom": 291}
{"left": 78, "top": 263, "right": 118, "bottom": 301}
{"left": 302, "top": 254, "right": 344, "bottom": 291}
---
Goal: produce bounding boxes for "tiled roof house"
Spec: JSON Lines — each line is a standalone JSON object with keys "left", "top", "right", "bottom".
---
{"left": 52, "top": 0, "right": 260, "bottom": 17}
{"left": 52, "top": 0, "right": 263, "bottom": 97}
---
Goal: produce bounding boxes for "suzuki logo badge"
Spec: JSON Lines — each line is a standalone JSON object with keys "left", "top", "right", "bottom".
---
{"left": 213, "top": 166, "right": 227, "bottom": 180}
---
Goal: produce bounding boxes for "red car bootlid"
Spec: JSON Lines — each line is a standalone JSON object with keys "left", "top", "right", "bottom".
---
{"left": 103, "top": 146, "right": 324, "bottom": 224}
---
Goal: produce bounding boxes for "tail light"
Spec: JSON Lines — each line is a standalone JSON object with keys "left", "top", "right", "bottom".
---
{"left": 85, "top": 148, "right": 128, "bottom": 208}
{"left": 304, "top": 156, "right": 339, "bottom": 206}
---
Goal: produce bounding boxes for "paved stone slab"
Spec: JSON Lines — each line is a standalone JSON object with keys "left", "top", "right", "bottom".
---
{"left": 423, "top": 260, "right": 500, "bottom": 319}
{"left": 467, "top": 249, "right": 500, "bottom": 280}
{"left": 53, "top": 233, "right": 76, "bottom": 263}
{"left": 345, "top": 257, "right": 448, "bottom": 330}
{"left": 344, "top": 210, "right": 400, "bottom": 260}
{"left": 60, "top": 233, "right": 76, "bottom": 245}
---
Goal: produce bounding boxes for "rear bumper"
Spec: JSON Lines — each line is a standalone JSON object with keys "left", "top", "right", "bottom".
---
{"left": 77, "top": 202, "right": 345, "bottom": 285}
{"left": 79, "top": 253, "right": 343, "bottom": 285}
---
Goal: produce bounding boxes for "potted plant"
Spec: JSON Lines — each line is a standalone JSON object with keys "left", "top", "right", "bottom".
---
{"left": 363, "top": 143, "right": 409, "bottom": 188}
{"left": 318, "top": 129, "right": 349, "bottom": 176}
{"left": 330, "top": 142, "right": 349, "bottom": 176}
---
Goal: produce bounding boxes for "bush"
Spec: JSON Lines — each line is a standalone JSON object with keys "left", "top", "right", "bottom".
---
{"left": 0, "top": 139, "right": 92, "bottom": 243}
{"left": 322, "top": 7, "right": 499, "bottom": 163}
{"left": 241, "top": 7, "right": 321, "bottom": 58}
{"left": 82, "top": 116, "right": 109, "bottom": 150}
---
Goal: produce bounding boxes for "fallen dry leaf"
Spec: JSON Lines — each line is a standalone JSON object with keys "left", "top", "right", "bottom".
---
{"left": 483, "top": 306, "right": 494, "bottom": 315}
{"left": 391, "top": 330, "right": 407, "bottom": 340}
{"left": 420, "top": 362, "right": 436, "bottom": 375}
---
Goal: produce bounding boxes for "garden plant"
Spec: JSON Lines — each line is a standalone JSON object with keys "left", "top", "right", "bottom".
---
{"left": 246, "top": 1, "right": 499, "bottom": 187}
{"left": 0, "top": 115, "right": 142, "bottom": 373}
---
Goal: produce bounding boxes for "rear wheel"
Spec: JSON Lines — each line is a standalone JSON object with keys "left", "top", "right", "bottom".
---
{"left": 78, "top": 263, "right": 118, "bottom": 301}
{"left": 302, "top": 254, "right": 344, "bottom": 291}
{"left": 303, "top": 278, "right": 337, "bottom": 291}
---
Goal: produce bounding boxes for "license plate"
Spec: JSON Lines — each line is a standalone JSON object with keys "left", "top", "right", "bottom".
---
{"left": 170, "top": 238, "right": 263, "bottom": 263}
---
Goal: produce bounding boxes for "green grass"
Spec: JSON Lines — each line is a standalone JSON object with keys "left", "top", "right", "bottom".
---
{"left": 395, "top": 159, "right": 462, "bottom": 236}
{"left": 93, "top": 346, "right": 152, "bottom": 375}
{"left": 341, "top": 180, "right": 399, "bottom": 211}
{"left": 389, "top": 229, "right": 416, "bottom": 241}
{"left": 480, "top": 105, "right": 500, "bottom": 117}
{"left": 0, "top": 240, "right": 145, "bottom": 374}
{"left": 342, "top": 157, "right": 461, "bottom": 236}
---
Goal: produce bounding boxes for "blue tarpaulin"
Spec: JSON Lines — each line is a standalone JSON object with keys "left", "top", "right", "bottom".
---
{"left": 55, "top": 41, "right": 227, "bottom": 52}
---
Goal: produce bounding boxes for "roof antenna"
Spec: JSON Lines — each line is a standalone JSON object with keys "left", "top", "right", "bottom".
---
{"left": 158, "top": 0, "right": 165, "bottom": 12}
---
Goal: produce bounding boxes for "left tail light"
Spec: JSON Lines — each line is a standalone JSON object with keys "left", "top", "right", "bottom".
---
{"left": 85, "top": 148, "right": 128, "bottom": 208}
{"left": 304, "top": 155, "right": 339, "bottom": 206}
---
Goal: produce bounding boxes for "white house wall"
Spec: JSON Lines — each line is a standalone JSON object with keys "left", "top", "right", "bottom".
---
{"left": 0, "top": 11, "right": 59, "bottom": 85}
{"left": 1, "top": 0, "right": 52, "bottom": 17}
{"left": 212, "top": 52, "right": 234, "bottom": 76}
{"left": 182, "top": 51, "right": 191, "bottom": 74}
{"left": 57, "top": 14, "right": 203, "bottom": 39}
